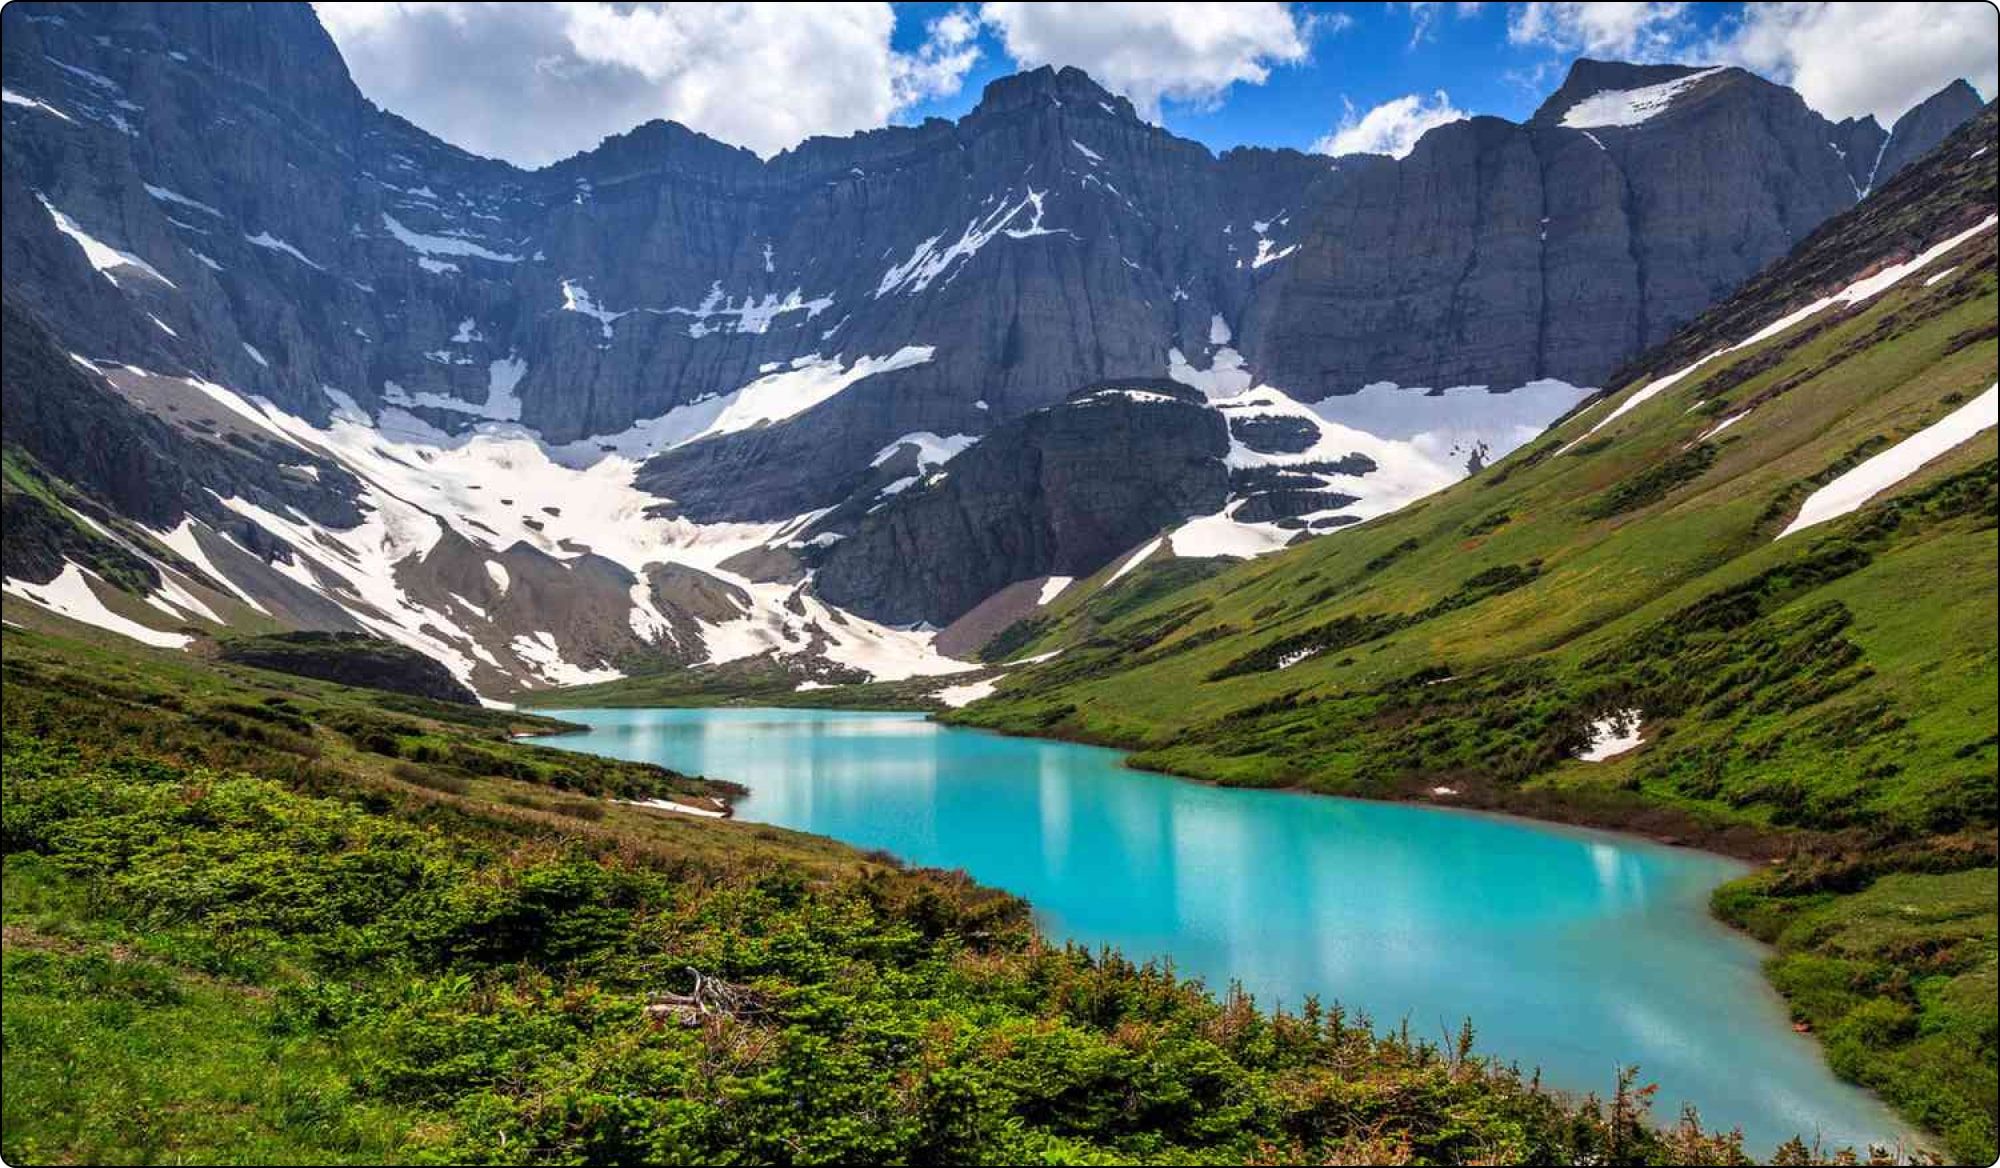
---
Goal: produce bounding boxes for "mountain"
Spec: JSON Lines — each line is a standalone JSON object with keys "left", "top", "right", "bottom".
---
{"left": 1873, "top": 78, "right": 1987, "bottom": 190}
{"left": 813, "top": 380, "right": 1231, "bottom": 626}
{"left": 946, "top": 106, "right": 2000, "bottom": 1163}
{"left": 0, "top": 1, "right": 1985, "bottom": 698}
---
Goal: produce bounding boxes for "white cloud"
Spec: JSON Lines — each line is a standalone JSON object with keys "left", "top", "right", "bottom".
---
{"left": 979, "top": 1, "right": 1315, "bottom": 119}
{"left": 1406, "top": 2, "right": 1484, "bottom": 47}
{"left": 1700, "top": 2, "right": 1996, "bottom": 125}
{"left": 315, "top": 2, "right": 980, "bottom": 164}
{"left": 1314, "top": 90, "right": 1467, "bottom": 158}
{"left": 893, "top": 7, "right": 984, "bottom": 108}
{"left": 1505, "top": 2, "right": 1691, "bottom": 60}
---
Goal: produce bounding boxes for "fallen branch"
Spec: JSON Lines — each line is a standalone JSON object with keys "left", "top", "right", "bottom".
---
{"left": 645, "top": 966, "right": 762, "bottom": 1025}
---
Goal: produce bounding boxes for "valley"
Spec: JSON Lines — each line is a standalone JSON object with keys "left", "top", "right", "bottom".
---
{"left": 2, "top": 2, "right": 1995, "bottom": 1163}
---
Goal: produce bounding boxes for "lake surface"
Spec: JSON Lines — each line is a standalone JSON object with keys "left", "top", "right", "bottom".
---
{"left": 542, "top": 706, "right": 1910, "bottom": 1154}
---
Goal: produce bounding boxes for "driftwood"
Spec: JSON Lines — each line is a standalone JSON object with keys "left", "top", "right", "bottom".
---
{"left": 645, "top": 966, "right": 761, "bottom": 1026}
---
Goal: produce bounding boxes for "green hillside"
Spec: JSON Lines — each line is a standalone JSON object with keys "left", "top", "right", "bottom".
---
{"left": 949, "top": 108, "right": 2000, "bottom": 1161}
{"left": 8, "top": 622, "right": 1807, "bottom": 1165}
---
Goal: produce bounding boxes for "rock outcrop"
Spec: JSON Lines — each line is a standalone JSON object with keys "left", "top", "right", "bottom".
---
{"left": 218, "top": 630, "right": 480, "bottom": 704}
{"left": 813, "top": 382, "right": 1229, "bottom": 626}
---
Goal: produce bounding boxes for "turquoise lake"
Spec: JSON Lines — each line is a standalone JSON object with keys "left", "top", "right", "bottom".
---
{"left": 541, "top": 705, "right": 1909, "bottom": 1154}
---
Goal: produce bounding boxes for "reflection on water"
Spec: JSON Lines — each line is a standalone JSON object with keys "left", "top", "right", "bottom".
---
{"left": 543, "top": 706, "right": 1909, "bottom": 1154}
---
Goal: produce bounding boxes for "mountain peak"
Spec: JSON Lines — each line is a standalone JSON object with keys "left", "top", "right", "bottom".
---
{"left": 1894, "top": 78, "right": 1985, "bottom": 134}
{"left": 971, "top": 65, "right": 1138, "bottom": 122}
{"left": 1529, "top": 58, "right": 1716, "bottom": 125}
{"left": 1872, "top": 78, "right": 1988, "bottom": 187}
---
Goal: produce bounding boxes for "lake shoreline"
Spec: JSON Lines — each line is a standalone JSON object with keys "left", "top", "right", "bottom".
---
{"left": 528, "top": 693, "right": 1816, "bottom": 865}
{"left": 945, "top": 706, "right": 1870, "bottom": 866}
{"left": 528, "top": 703, "right": 1767, "bottom": 862}
{"left": 529, "top": 704, "right": 1921, "bottom": 1155}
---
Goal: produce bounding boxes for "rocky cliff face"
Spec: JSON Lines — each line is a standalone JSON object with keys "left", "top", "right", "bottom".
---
{"left": 0, "top": 2, "right": 1986, "bottom": 684}
{"left": 813, "top": 382, "right": 1230, "bottom": 626}
{"left": 3, "top": 9, "right": 1979, "bottom": 515}
{"left": 1873, "top": 79, "right": 1988, "bottom": 189}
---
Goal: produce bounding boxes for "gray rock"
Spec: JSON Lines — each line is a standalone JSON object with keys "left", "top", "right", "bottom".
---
{"left": 1874, "top": 80, "right": 1988, "bottom": 188}
{"left": 4, "top": 9, "right": 1982, "bottom": 534}
{"left": 812, "top": 381, "right": 1229, "bottom": 625}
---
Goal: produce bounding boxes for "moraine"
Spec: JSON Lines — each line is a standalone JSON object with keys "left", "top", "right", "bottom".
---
{"left": 539, "top": 705, "right": 1912, "bottom": 1156}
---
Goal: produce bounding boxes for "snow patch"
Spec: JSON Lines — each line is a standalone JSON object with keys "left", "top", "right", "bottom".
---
{"left": 1076, "top": 387, "right": 1185, "bottom": 406}
{"left": 381, "top": 212, "right": 520, "bottom": 263}
{"left": 1252, "top": 239, "right": 1298, "bottom": 268}
{"left": 1169, "top": 508, "right": 1294, "bottom": 559}
{"left": 694, "top": 347, "right": 935, "bottom": 442}
{"left": 876, "top": 188, "right": 1071, "bottom": 296}
{"left": 143, "top": 183, "right": 219, "bottom": 217}
{"left": 560, "top": 279, "right": 625, "bottom": 338}
{"left": 1276, "top": 646, "right": 1319, "bottom": 670}
{"left": 244, "top": 230, "right": 325, "bottom": 271}
{"left": 1107, "top": 537, "right": 1163, "bottom": 585}
{"left": 3, "top": 88, "right": 75, "bottom": 122}
{"left": 1699, "top": 411, "right": 1750, "bottom": 441}
{"left": 871, "top": 431, "right": 976, "bottom": 469}
{"left": 3, "top": 563, "right": 192, "bottom": 649}
{"left": 1037, "top": 576, "right": 1074, "bottom": 606}
{"left": 618, "top": 796, "right": 727, "bottom": 818}
{"left": 1780, "top": 384, "right": 1998, "bottom": 538}
{"left": 509, "top": 630, "right": 622, "bottom": 687}
{"left": 150, "top": 518, "right": 270, "bottom": 614}
{"left": 1561, "top": 68, "right": 1724, "bottom": 129}
{"left": 1577, "top": 710, "right": 1645, "bottom": 761}
{"left": 936, "top": 677, "right": 1001, "bottom": 707}
{"left": 37, "top": 195, "right": 175, "bottom": 288}
{"left": 1168, "top": 345, "right": 1253, "bottom": 400}
{"left": 668, "top": 282, "right": 835, "bottom": 337}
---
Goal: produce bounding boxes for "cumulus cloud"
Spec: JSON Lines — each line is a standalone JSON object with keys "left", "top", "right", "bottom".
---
{"left": 1314, "top": 90, "right": 1467, "bottom": 158}
{"left": 1700, "top": 2, "right": 1996, "bottom": 125}
{"left": 893, "top": 7, "right": 984, "bottom": 108}
{"left": 980, "top": 2, "right": 1315, "bottom": 119}
{"left": 1505, "top": 2, "right": 1690, "bottom": 60}
{"left": 315, "top": 1, "right": 980, "bottom": 165}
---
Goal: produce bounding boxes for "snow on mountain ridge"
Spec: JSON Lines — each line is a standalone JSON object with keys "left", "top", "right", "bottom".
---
{"left": 1561, "top": 67, "right": 1726, "bottom": 129}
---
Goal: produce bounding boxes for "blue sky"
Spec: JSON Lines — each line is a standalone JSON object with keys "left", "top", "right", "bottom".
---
{"left": 318, "top": 3, "right": 1996, "bottom": 168}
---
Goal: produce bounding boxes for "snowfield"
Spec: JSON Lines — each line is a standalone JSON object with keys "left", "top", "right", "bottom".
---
{"left": 3, "top": 563, "right": 194, "bottom": 649}
{"left": 5, "top": 358, "right": 979, "bottom": 698}
{"left": 1163, "top": 342, "right": 1593, "bottom": 561}
{"left": 1780, "top": 384, "right": 1998, "bottom": 538}
{"left": 1561, "top": 68, "right": 1724, "bottom": 130}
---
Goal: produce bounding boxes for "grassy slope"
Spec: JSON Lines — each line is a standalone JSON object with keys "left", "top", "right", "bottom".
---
{"left": 944, "top": 114, "right": 2000, "bottom": 1161}
{"left": 3, "top": 626, "right": 1792, "bottom": 1167}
